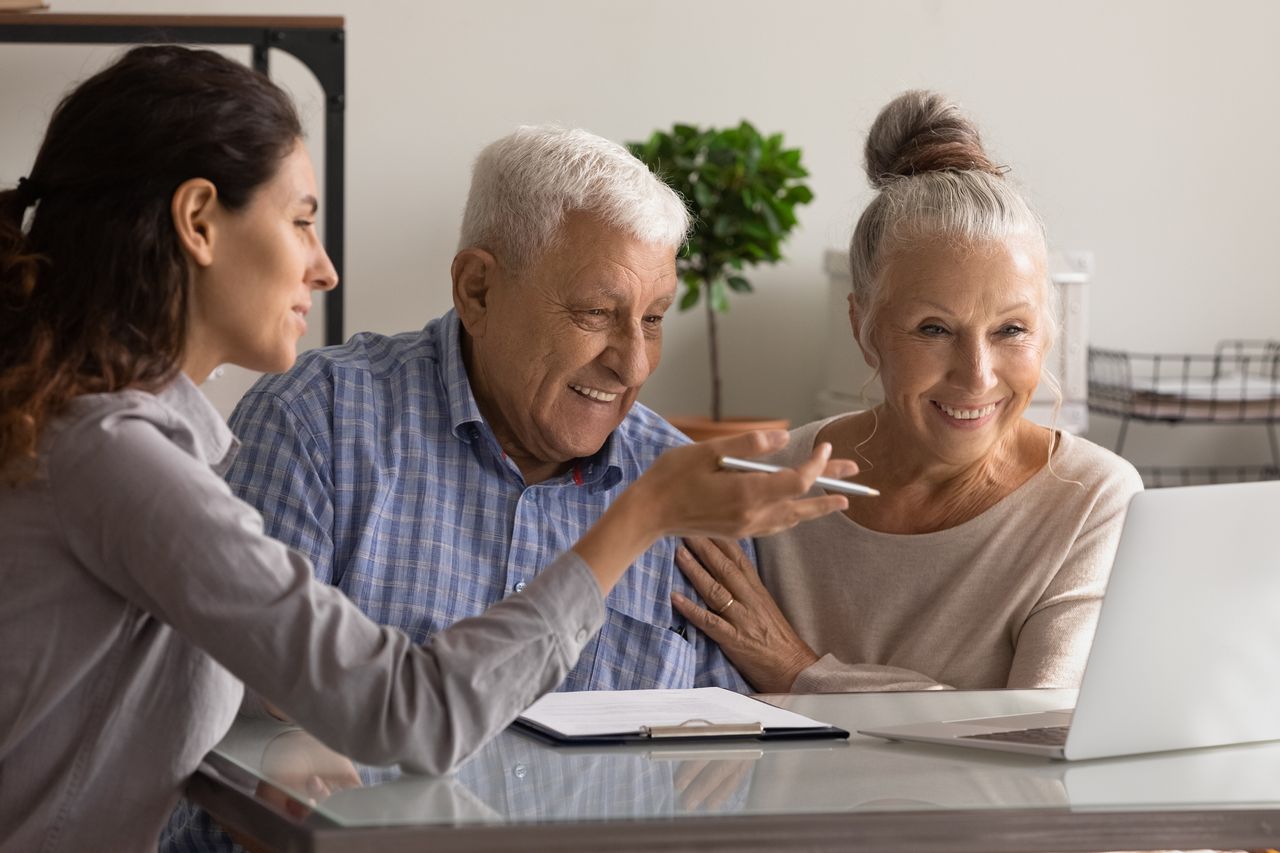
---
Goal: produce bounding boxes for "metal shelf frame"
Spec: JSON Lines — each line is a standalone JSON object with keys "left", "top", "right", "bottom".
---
{"left": 0, "top": 13, "right": 346, "bottom": 345}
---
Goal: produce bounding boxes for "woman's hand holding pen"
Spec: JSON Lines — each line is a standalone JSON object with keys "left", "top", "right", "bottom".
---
{"left": 572, "top": 430, "right": 857, "bottom": 596}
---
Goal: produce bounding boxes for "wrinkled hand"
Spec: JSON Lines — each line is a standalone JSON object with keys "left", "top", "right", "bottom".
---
{"left": 673, "top": 758, "right": 754, "bottom": 812}
{"left": 672, "top": 537, "right": 819, "bottom": 694}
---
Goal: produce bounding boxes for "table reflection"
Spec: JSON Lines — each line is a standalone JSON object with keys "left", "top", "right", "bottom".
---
{"left": 207, "top": 689, "right": 1280, "bottom": 833}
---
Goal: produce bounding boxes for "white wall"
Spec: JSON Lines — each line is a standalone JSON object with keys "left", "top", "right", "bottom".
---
{"left": 4, "top": 0, "right": 1279, "bottom": 469}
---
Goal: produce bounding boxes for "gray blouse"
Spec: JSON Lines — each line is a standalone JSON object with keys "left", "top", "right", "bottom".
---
{"left": 0, "top": 376, "right": 604, "bottom": 853}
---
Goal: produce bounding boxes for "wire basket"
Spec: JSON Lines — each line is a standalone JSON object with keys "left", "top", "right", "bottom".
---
{"left": 1088, "top": 341, "right": 1280, "bottom": 485}
{"left": 1088, "top": 340, "right": 1280, "bottom": 423}
{"left": 1136, "top": 465, "right": 1280, "bottom": 489}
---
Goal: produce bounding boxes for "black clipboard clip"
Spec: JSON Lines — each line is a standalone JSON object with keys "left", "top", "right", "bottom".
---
{"left": 638, "top": 718, "right": 765, "bottom": 739}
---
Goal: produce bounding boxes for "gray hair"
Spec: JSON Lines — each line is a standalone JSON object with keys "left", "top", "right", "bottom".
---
{"left": 849, "top": 90, "right": 1055, "bottom": 362}
{"left": 459, "top": 125, "right": 690, "bottom": 271}
{"left": 848, "top": 90, "right": 1066, "bottom": 439}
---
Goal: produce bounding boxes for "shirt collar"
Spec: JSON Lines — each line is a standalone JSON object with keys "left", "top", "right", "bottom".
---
{"left": 155, "top": 372, "right": 240, "bottom": 476}
{"left": 437, "top": 309, "right": 623, "bottom": 492}
{"left": 572, "top": 432, "right": 625, "bottom": 493}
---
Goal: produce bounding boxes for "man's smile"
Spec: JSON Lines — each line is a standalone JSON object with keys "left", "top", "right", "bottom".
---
{"left": 569, "top": 383, "right": 620, "bottom": 403}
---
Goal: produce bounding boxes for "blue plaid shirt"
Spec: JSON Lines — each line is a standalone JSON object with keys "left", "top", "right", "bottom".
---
{"left": 163, "top": 310, "right": 748, "bottom": 852}
{"left": 223, "top": 309, "right": 745, "bottom": 689}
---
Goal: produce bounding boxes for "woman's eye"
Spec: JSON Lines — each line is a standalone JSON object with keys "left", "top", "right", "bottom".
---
{"left": 919, "top": 324, "right": 949, "bottom": 337}
{"left": 294, "top": 219, "right": 315, "bottom": 229}
{"left": 642, "top": 314, "right": 663, "bottom": 326}
{"left": 998, "top": 324, "right": 1029, "bottom": 337}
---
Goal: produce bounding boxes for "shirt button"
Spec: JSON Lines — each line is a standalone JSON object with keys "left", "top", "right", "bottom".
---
{"left": 526, "top": 491, "right": 538, "bottom": 502}
{"left": 513, "top": 763, "right": 527, "bottom": 779}
{"left": 514, "top": 581, "right": 527, "bottom": 593}
{"left": 575, "top": 628, "right": 588, "bottom": 644}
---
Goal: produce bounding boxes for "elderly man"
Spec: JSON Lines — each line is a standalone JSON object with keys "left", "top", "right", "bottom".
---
{"left": 225, "top": 124, "right": 745, "bottom": 688}
{"left": 164, "top": 124, "right": 749, "bottom": 851}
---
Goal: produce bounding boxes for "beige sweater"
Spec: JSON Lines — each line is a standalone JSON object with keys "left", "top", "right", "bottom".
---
{"left": 758, "top": 418, "right": 1143, "bottom": 693}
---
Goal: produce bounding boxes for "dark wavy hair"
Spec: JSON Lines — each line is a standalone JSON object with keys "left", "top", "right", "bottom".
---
{"left": 0, "top": 45, "right": 302, "bottom": 482}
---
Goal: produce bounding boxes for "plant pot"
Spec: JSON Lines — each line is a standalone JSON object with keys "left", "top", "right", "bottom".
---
{"left": 666, "top": 415, "right": 790, "bottom": 443}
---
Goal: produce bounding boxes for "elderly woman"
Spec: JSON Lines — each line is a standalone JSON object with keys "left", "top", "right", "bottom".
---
{"left": 673, "top": 90, "right": 1142, "bottom": 694}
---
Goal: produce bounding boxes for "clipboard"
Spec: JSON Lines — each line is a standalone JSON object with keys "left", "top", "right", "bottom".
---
{"left": 513, "top": 687, "right": 850, "bottom": 746}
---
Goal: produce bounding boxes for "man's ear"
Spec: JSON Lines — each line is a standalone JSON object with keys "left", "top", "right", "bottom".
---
{"left": 848, "top": 293, "right": 879, "bottom": 370}
{"left": 452, "top": 248, "right": 500, "bottom": 338}
{"left": 171, "top": 178, "right": 219, "bottom": 268}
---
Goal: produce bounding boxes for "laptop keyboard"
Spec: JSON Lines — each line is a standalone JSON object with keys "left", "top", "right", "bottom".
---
{"left": 959, "top": 725, "right": 1070, "bottom": 746}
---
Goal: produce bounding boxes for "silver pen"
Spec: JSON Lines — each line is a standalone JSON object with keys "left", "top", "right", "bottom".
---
{"left": 718, "top": 456, "right": 880, "bottom": 497}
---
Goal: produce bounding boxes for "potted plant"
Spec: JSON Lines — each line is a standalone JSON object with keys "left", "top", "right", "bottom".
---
{"left": 629, "top": 121, "right": 813, "bottom": 440}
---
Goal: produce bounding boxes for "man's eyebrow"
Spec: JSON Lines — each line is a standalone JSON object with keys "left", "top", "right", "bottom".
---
{"left": 573, "top": 284, "right": 676, "bottom": 307}
{"left": 580, "top": 284, "right": 630, "bottom": 302}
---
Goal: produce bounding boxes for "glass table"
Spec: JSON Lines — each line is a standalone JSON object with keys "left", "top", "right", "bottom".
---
{"left": 188, "top": 688, "right": 1280, "bottom": 852}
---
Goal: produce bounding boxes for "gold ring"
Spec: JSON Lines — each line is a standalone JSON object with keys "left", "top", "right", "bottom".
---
{"left": 714, "top": 597, "right": 735, "bottom": 614}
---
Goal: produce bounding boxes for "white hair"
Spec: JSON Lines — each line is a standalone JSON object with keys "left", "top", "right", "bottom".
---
{"left": 459, "top": 125, "right": 690, "bottom": 271}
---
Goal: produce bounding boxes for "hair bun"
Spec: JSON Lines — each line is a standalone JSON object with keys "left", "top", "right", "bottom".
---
{"left": 863, "top": 90, "right": 1001, "bottom": 189}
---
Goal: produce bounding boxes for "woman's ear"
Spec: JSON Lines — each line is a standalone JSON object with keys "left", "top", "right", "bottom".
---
{"left": 451, "top": 248, "right": 499, "bottom": 338}
{"left": 848, "top": 294, "right": 879, "bottom": 370}
{"left": 171, "top": 178, "right": 219, "bottom": 268}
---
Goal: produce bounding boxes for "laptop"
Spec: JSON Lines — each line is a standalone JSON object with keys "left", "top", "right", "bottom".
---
{"left": 859, "top": 480, "right": 1280, "bottom": 760}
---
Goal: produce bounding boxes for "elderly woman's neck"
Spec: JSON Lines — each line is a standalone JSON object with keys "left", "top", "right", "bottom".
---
{"left": 826, "top": 411, "right": 1052, "bottom": 534}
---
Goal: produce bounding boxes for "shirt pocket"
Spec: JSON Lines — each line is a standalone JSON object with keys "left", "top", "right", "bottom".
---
{"left": 562, "top": 605, "right": 697, "bottom": 692}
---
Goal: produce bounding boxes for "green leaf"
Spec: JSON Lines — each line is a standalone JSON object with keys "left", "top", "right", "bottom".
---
{"left": 693, "top": 181, "right": 715, "bottom": 210}
{"left": 759, "top": 202, "right": 781, "bottom": 235}
{"left": 786, "top": 184, "right": 815, "bottom": 204}
{"left": 710, "top": 279, "right": 730, "bottom": 313}
{"left": 630, "top": 121, "right": 809, "bottom": 310}
{"left": 679, "top": 281, "right": 701, "bottom": 311}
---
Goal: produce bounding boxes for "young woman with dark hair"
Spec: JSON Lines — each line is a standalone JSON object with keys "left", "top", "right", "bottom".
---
{"left": 0, "top": 46, "right": 852, "bottom": 852}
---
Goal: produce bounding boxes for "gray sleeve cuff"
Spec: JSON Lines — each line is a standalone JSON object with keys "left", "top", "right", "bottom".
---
{"left": 518, "top": 550, "right": 606, "bottom": 658}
